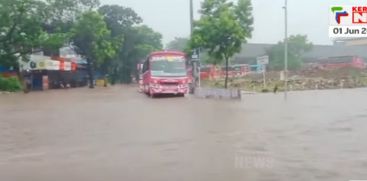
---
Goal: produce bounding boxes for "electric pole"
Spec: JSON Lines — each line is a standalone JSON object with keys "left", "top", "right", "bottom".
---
{"left": 190, "top": 0, "right": 194, "bottom": 34}
{"left": 189, "top": 0, "right": 200, "bottom": 89}
{"left": 284, "top": 0, "right": 288, "bottom": 100}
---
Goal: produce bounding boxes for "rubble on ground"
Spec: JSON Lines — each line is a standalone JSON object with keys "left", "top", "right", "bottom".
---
{"left": 203, "top": 68, "right": 367, "bottom": 92}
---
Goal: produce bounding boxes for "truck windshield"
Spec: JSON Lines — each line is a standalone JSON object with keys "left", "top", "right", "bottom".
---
{"left": 151, "top": 56, "right": 187, "bottom": 77}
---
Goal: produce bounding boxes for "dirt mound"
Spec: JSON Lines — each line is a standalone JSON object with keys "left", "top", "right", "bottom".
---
{"left": 203, "top": 68, "right": 367, "bottom": 92}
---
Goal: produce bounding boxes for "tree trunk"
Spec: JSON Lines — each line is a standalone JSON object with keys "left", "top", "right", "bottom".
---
{"left": 110, "top": 70, "right": 116, "bottom": 85}
{"left": 225, "top": 57, "right": 229, "bottom": 89}
{"left": 17, "top": 70, "right": 27, "bottom": 93}
{"left": 87, "top": 58, "right": 94, "bottom": 89}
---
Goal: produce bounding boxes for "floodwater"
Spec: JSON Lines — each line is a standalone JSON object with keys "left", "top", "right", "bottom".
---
{"left": 0, "top": 86, "right": 367, "bottom": 181}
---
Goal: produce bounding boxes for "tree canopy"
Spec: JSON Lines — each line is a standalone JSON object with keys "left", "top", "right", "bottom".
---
{"left": 71, "top": 11, "right": 115, "bottom": 66}
{"left": 41, "top": 0, "right": 100, "bottom": 56}
{"left": 114, "top": 25, "right": 162, "bottom": 83}
{"left": 98, "top": 5, "right": 162, "bottom": 84}
{"left": 98, "top": 5, "right": 142, "bottom": 36}
{"left": 267, "top": 35, "right": 313, "bottom": 70}
{"left": 0, "top": 0, "right": 46, "bottom": 67}
{"left": 166, "top": 37, "right": 189, "bottom": 51}
{"left": 0, "top": 0, "right": 163, "bottom": 85}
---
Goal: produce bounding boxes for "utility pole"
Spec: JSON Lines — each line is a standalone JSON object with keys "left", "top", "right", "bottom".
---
{"left": 190, "top": 0, "right": 200, "bottom": 89}
{"left": 190, "top": 0, "right": 194, "bottom": 34}
{"left": 284, "top": 0, "right": 288, "bottom": 100}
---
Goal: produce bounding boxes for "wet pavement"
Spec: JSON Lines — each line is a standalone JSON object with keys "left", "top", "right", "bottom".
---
{"left": 1, "top": 86, "right": 367, "bottom": 181}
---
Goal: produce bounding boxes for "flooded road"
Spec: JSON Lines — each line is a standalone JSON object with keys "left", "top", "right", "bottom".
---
{"left": 1, "top": 86, "right": 367, "bottom": 181}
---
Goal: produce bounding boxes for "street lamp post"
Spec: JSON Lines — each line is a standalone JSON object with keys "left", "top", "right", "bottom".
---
{"left": 284, "top": 0, "right": 288, "bottom": 100}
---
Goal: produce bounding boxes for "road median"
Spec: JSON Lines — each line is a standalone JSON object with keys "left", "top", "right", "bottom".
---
{"left": 194, "top": 87, "right": 242, "bottom": 100}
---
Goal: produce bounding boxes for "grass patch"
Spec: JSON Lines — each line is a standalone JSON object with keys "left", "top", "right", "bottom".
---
{"left": 0, "top": 76, "right": 22, "bottom": 92}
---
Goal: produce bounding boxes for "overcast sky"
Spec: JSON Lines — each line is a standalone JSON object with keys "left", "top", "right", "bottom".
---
{"left": 101, "top": 0, "right": 365, "bottom": 45}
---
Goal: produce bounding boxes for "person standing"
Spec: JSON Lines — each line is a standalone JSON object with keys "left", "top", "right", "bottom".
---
{"left": 273, "top": 84, "right": 279, "bottom": 94}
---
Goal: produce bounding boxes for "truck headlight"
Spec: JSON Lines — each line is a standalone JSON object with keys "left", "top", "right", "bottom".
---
{"left": 151, "top": 79, "right": 159, "bottom": 84}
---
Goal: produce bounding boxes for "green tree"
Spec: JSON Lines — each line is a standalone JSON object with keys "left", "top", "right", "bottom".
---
{"left": 190, "top": 0, "right": 253, "bottom": 88}
{"left": 166, "top": 37, "right": 189, "bottom": 51}
{"left": 98, "top": 5, "right": 162, "bottom": 83}
{"left": 0, "top": 0, "right": 47, "bottom": 68}
{"left": 45, "top": 0, "right": 100, "bottom": 20}
{"left": 1, "top": 0, "right": 163, "bottom": 87}
{"left": 71, "top": 11, "right": 116, "bottom": 88}
{"left": 0, "top": 0, "right": 101, "bottom": 67}
{"left": 267, "top": 35, "right": 313, "bottom": 70}
{"left": 98, "top": 5, "right": 142, "bottom": 36}
{"left": 41, "top": 0, "right": 101, "bottom": 56}
{"left": 117, "top": 25, "right": 162, "bottom": 83}
{"left": 98, "top": 5, "right": 141, "bottom": 83}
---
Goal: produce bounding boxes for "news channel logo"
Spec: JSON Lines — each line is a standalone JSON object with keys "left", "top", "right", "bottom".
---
{"left": 329, "top": 6, "right": 367, "bottom": 39}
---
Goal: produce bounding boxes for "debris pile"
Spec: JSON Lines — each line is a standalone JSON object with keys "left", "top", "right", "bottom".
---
{"left": 203, "top": 68, "right": 367, "bottom": 92}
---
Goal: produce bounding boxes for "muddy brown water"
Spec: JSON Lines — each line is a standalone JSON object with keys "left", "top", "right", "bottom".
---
{"left": 1, "top": 86, "right": 367, "bottom": 181}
